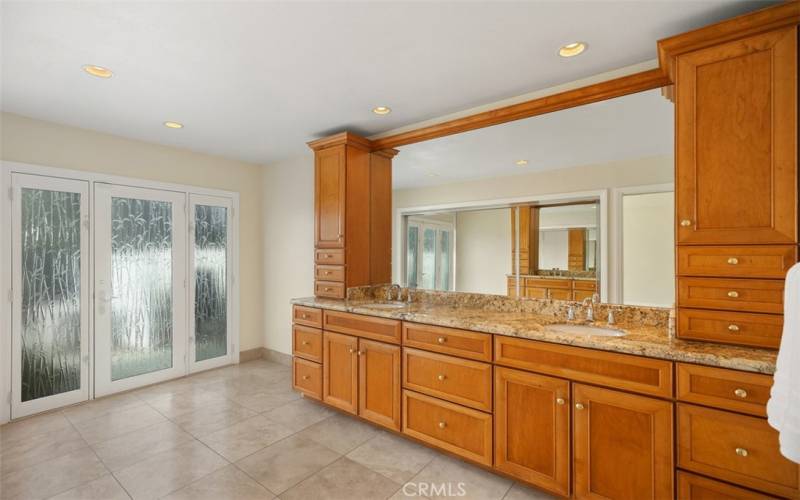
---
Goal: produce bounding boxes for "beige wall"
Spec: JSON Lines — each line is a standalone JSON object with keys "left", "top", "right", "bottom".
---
{"left": 1, "top": 112, "right": 266, "bottom": 350}
{"left": 455, "top": 209, "right": 511, "bottom": 295}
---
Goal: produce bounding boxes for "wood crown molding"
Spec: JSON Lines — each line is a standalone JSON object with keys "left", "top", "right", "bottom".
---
{"left": 307, "top": 131, "right": 373, "bottom": 151}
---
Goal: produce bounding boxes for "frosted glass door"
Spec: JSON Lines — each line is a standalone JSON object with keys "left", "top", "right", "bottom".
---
{"left": 189, "top": 194, "right": 233, "bottom": 372}
{"left": 11, "top": 174, "right": 90, "bottom": 418}
{"left": 94, "top": 184, "right": 187, "bottom": 396}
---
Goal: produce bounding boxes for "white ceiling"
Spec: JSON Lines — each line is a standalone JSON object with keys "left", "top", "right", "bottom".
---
{"left": 393, "top": 88, "right": 673, "bottom": 189}
{"left": 1, "top": 1, "right": 774, "bottom": 165}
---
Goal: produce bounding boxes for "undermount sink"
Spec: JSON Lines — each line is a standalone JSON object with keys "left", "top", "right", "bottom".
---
{"left": 546, "top": 323, "right": 626, "bottom": 337}
{"left": 363, "top": 301, "right": 409, "bottom": 310}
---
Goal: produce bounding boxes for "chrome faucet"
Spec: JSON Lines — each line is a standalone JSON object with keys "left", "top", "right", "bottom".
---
{"left": 582, "top": 295, "right": 599, "bottom": 322}
{"left": 386, "top": 284, "right": 401, "bottom": 301}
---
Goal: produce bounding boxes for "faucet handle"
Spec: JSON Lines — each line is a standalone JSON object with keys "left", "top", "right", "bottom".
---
{"left": 592, "top": 293, "right": 600, "bottom": 305}
{"left": 607, "top": 310, "right": 615, "bottom": 325}
{"left": 567, "top": 305, "right": 575, "bottom": 321}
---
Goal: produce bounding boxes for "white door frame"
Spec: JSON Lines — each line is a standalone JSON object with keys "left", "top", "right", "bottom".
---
{"left": 10, "top": 174, "right": 91, "bottom": 418}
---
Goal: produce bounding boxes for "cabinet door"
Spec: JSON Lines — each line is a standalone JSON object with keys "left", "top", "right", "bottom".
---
{"left": 323, "top": 331, "right": 358, "bottom": 414}
{"left": 676, "top": 27, "right": 797, "bottom": 245}
{"left": 573, "top": 384, "right": 673, "bottom": 499}
{"left": 358, "top": 339, "right": 401, "bottom": 430}
{"left": 495, "top": 367, "right": 570, "bottom": 497}
{"left": 315, "top": 145, "right": 346, "bottom": 248}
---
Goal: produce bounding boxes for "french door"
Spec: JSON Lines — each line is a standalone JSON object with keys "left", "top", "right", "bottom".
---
{"left": 10, "top": 174, "right": 90, "bottom": 418}
{"left": 94, "top": 184, "right": 187, "bottom": 396}
{"left": 406, "top": 219, "right": 454, "bottom": 291}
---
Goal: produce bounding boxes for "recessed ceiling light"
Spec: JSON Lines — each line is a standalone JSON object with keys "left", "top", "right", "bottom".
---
{"left": 516, "top": 159, "right": 529, "bottom": 166}
{"left": 163, "top": 121, "right": 184, "bottom": 129}
{"left": 558, "top": 42, "right": 587, "bottom": 58}
{"left": 82, "top": 65, "right": 113, "bottom": 78}
{"left": 372, "top": 106, "right": 391, "bottom": 115}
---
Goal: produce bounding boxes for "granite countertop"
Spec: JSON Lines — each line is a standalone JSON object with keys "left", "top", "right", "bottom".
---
{"left": 291, "top": 297, "right": 777, "bottom": 374}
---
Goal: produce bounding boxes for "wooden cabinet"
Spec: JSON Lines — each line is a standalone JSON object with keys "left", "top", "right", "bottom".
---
{"left": 567, "top": 228, "right": 586, "bottom": 271}
{"left": 359, "top": 339, "right": 401, "bottom": 431}
{"left": 677, "top": 471, "right": 777, "bottom": 500}
{"left": 675, "top": 27, "right": 797, "bottom": 246}
{"left": 676, "top": 363, "right": 772, "bottom": 417}
{"left": 677, "top": 308, "right": 783, "bottom": 349}
{"left": 402, "top": 348, "right": 492, "bottom": 412}
{"left": 292, "top": 325, "right": 322, "bottom": 363}
{"left": 315, "top": 145, "right": 346, "bottom": 249}
{"left": 573, "top": 384, "right": 673, "bottom": 500}
{"left": 322, "top": 331, "right": 359, "bottom": 414}
{"left": 402, "top": 322, "right": 492, "bottom": 362}
{"left": 494, "top": 367, "right": 570, "bottom": 497}
{"left": 293, "top": 357, "right": 323, "bottom": 400}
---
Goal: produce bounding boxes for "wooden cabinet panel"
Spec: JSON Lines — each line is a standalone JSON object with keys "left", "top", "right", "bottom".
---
{"left": 314, "top": 248, "right": 344, "bottom": 265}
{"left": 315, "top": 145, "right": 346, "bottom": 248}
{"left": 293, "top": 305, "right": 322, "bottom": 328}
{"left": 525, "top": 287, "right": 548, "bottom": 299}
{"left": 323, "top": 331, "right": 358, "bottom": 414}
{"left": 402, "top": 390, "right": 492, "bottom": 466}
{"left": 573, "top": 280, "right": 597, "bottom": 291}
{"left": 573, "top": 384, "right": 673, "bottom": 500}
{"left": 292, "top": 325, "right": 322, "bottom": 363}
{"left": 494, "top": 336, "right": 673, "bottom": 398}
{"left": 526, "top": 278, "right": 572, "bottom": 289}
{"left": 548, "top": 288, "right": 572, "bottom": 301}
{"left": 323, "top": 310, "right": 401, "bottom": 344}
{"left": 568, "top": 228, "right": 586, "bottom": 271}
{"left": 494, "top": 367, "right": 570, "bottom": 497}
{"left": 402, "top": 348, "right": 492, "bottom": 412}
{"left": 678, "top": 404, "right": 800, "bottom": 498}
{"left": 678, "top": 278, "right": 784, "bottom": 314}
{"left": 678, "top": 245, "right": 797, "bottom": 279}
{"left": 292, "top": 357, "right": 322, "bottom": 400}
{"left": 678, "top": 308, "right": 783, "bottom": 349}
{"left": 358, "top": 339, "right": 401, "bottom": 431}
{"left": 677, "top": 363, "right": 772, "bottom": 417}
{"left": 676, "top": 27, "right": 797, "bottom": 245}
{"left": 573, "top": 289, "right": 594, "bottom": 302}
{"left": 314, "top": 265, "right": 345, "bottom": 282}
{"left": 314, "top": 281, "right": 345, "bottom": 299}
{"left": 402, "top": 322, "right": 492, "bottom": 362}
{"left": 677, "top": 471, "right": 777, "bottom": 500}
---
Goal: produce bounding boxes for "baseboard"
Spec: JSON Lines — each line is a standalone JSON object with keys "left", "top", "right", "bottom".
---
{"left": 239, "top": 347, "right": 266, "bottom": 362}
{"left": 239, "top": 347, "right": 292, "bottom": 366}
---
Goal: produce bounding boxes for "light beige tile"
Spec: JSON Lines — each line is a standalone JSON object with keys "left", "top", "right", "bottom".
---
{"left": 235, "top": 434, "right": 340, "bottom": 494}
{"left": 170, "top": 401, "right": 257, "bottom": 437}
{"left": 408, "top": 455, "right": 512, "bottom": 500}
{"left": 0, "top": 447, "right": 108, "bottom": 500}
{"left": 130, "top": 378, "right": 196, "bottom": 403}
{"left": 347, "top": 431, "right": 436, "bottom": 484}
{"left": 73, "top": 404, "right": 167, "bottom": 445}
{"left": 62, "top": 393, "right": 145, "bottom": 424}
{"left": 198, "top": 415, "right": 293, "bottom": 462}
{"left": 225, "top": 380, "right": 299, "bottom": 412}
{"left": 162, "top": 465, "right": 274, "bottom": 500}
{"left": 280, "top": 457, "right": 400, "bottom": 500}
{"left": 113, "top": 440, "right": 227, "bottom": 500}
{"left": 503, "top": 482, "right": 558, "bottom": 500}
{"left": 0, "top": 412, "right": 73, "bottom": 448}
{"left": 297, "top": 413, "right": 379, "bottom": 454}
{"left": 0, "top": 426, "right": 87, "bottom": 476}
{"left": 146, "top": 389, "right": 230, "bottom": 419}
{"left": 91, "top": 421, "right": 194, "bottom": 471}
{"left": 48, "top": 474, "right": 130, "bottom": 500}
{"left": 263, "top": 398, "right": 335, "bottom": 432}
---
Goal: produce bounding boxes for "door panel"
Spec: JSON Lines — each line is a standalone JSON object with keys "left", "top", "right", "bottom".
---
{"left": 11, "top": 174, "right": 90, "bottom": 418}
{"left": 358, "top": 339, "right": 400, "bottom": 430}
{"left": 315, "top": 145, "right": 346, "bottom": 248}
{"left": 323, "top": 331, "right": 358, "bottom": 414}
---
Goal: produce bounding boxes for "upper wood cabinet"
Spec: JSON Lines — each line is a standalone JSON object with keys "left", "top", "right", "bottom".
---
{"left": 315, "top": 145, "right": 346, "bottom": 248}
{"left": 676, "top": 26, "right": 797, "bottom": 245}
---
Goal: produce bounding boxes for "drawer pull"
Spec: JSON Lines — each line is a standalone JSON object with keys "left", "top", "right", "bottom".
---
{"left": 735, "top": 447, "right": 749, "bottom": 457}
{"left": 325, "top": 287, "right": 333, "bottom": 292}
{"left": 727, "top": 257, "right": 739, "bottom": 265}
{"left": 301, "top": 340, "right": 310, "bottom": 346}
{"left": 301, "top": 314, "right": 310, "bottom": 319}
{"left": 325, "top": 254, "right": 333, "bottom": 258}
{"left": 437, "top": 374, "right": 446, "bottom": 381}
{"left": 348, "top": 348, "right": 355, "bottom": 354}
{"left": 438, "top": 421, "right": 447, "bottom": 429}
{"left": 727, "top": 291, "right": 739, "bottom": 298}
{"left": 728, "top": 324, "right": 740, "bottom": 332}
{"left": 680, "top": 219, "right": 692, "bottom": 227}
{"left": 556, "top": 398, "right": 565, "bottom": 405}
{"left": 575, "top": 403, "right": 585, "bottom": 410}
{"left": 302, "top": 375, "right": 310, "bottom": 381}
{"left": 357, "top": 350, "right": 364, "bottom": 356}
{"left": 437, "top": 337, "right": 447, "bottom": 344}
{"left": 324, "top": 271, "right": 332, "bottom": 275}
{"left": 734, "top": 388, "right": 748, "bottom": 399}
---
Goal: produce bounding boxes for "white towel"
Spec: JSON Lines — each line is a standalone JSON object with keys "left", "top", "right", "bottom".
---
{"left": 767, "top": 262, "right": 800, "bottom": 464}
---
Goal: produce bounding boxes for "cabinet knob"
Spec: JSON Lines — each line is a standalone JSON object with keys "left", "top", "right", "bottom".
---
{"left": 727, "top": 257, "right": 739, "bottom": 265}
{"left": 302, "top": 375, "right": 310, "bottom": 381}
{"left": 325, "top": 287, "right": 333, "bottom": 292}
{"left": 357, "top": 350, "right": 364, "bottom": 356}
{"left": 735, "top": 447, "right": 749, "bottom": 457}
{"left": 302, "top": 340, "right": 309, "bottom": 346}
{"left": 680, "top": 219, "right": 692, "bottom": 227}
{"left": 575, "top": 403, "right": 585, "bottom": 410}
{"left": 556, "top": 398, "right": 565, "bottom": 405}
{"left": 437, "top": 374, "right": 446, "bottom": 381}
{"left": 302, "top": 314, "right": 309, "bottom": 319}
{"left": 437, "top": 337, "right": 447, "bottom": 344}
{"left": 734, "top": 388, "right": 748, "bottom": 399}
{"left": 728, "top": 324, "right": 740, "bottom": 332}
{"left": 727, "top": 291, "right": 739, "bottom": 298}
{"left": 325, "top": 254, "right": 333, "bottom": 258}
{"left": 348, "top": 348, "right": 355, "bottom": 354}
{"left": 438, "top": 421, "right": 447, "bottom": 429}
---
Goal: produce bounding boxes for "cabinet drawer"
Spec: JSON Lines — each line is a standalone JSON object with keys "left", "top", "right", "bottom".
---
{"left": 677, "top": 363, "right": 772, "bottom": 417}
{"left": 323, "top": 310, "right": 401, "bottom": 344}
{"left": 315, "top": 265, "right": 344, "bottom": 282}
{"left": 402, "top": 390, "right": 492, "bottom": 466}
{"left": 573, "top": 280, "right": 597, "bottom": 291}
{"left": 548, "top": 289, "right": 572, "bottom": 301}
{"left": 678, "top": 278, "right": 784, "bottom": 314}
{"left": 495, "top": 336, "right": 672, "bottom": 398}
{"left": 293, "top": 305, "right": 322, "bottom": 328}
{"left": 678, "top": 404, "right": 800, "bottom": 498}
{"left": 526, "top": 278, "right": 572, "bottom": 289}
{"left": 678, "top": 308, "right": 782, "bottom": 349}
{"left": 525, "top": 287, "right": 548, "bottom": 299}
{"left": 678, "top": 246, "right": 797, "bottom": 279}
{"left": 292, "top": 358, "right": 322, "bottom": 400}
{"left": 402, "top": 322, "right": 492, "bottom": 362}
{"left": 292, "top": 325, "right": 322, "bottom": 363}
{"left": 677, "top": 471, "right": 778, "bottom": 499}
{"left": 315, "top": 248, "right": 344, "bottom": 265}
{"left": 315, "top": 281, "right": 345, "bottom": 299}
{"left": 402, "top": 348, "right": 492, "bottom": 412}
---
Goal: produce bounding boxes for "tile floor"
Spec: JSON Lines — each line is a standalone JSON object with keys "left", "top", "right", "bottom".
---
{"left": 0, "top": 360, "right": 555, "bottom": 500}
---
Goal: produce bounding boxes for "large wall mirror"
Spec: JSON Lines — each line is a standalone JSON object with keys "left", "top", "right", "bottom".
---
{"left": 392, "top": 88, "right": 675, "bottom": 307}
